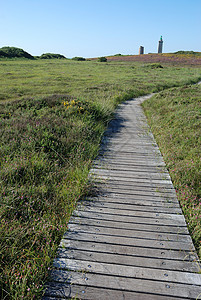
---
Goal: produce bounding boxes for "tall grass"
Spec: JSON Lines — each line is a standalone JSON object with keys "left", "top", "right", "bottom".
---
{"left": 0, "top": 59, "right": 201, "bottom": 299}
{"left": 0, "top": 94, "right": 109, "bottom": 299}
{"left": 142, "top": 84, "right": 201, "bottom": 258}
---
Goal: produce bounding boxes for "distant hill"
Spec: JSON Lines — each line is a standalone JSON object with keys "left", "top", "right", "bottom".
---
{"left": 0, "top": 46, "right": 34, "bottom": 59}
{"left": 174, "top": 50, "right": 201, "bottom": 56}
{"left": 103, "top": 52, "right": 201, "bottom": 66}
{"left": 40, "top": 53, "right": 66, "bottom": 59}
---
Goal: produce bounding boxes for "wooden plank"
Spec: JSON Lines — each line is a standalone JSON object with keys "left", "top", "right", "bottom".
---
{"left": 53, "top": 258, "right": 201, "bottom": 285}
{"left": 63, "top": 231, "right": 194, "bottom": 251}
{"left": 100, "top": 146, "right": 161, "bottom": 153}
{"left": 100, "top": 148, "right": 162, "bottom": 155}
{"left": 89, "top": 192, "right": 178, "bottom": 202}
{"left": 67, "top": 223, "right": 192, "bottom": 243}
{"left": 97, "top": 159, "right": 165, "bottom": 167}
{"left": 90, "top": 168, "right": 171, "bottom": 180}
{"left": 97, "top": 158, "right": 166, "bottom": 166}
{"left": 60, "top": 239, "right": 197, "bottom": 262}
{"left": 100, "top": 138, "right": 159, "bottom": 145}
{"left": 95, "top": 187, "right": 177, "bottom": 198}
{"left": 84, "top": 196, "right": 180, "bottom": 208}
{"left": 75, "top": 206, "right": 185, "bottom": 221}
{"left": 57, "top": 248, "right": 199, "bottom": 272}
{"left": 86, "top": 192, "right": 179, "bottom": 203}
{"left": 96, "top": 156, "right": 166, "bottom": 165}
{"left": 95, "top": 180, "right": 176, "bottom": 191}
{"left": 93, "top": 164, "right": 169, "bottom": 173}
{"left": 91, "top": 175, "right": 174, "bottom": 186}
{"left": 101, "top": 141, "right": 158, "bottom": 148}
{"left": 81, "top": 200, "right": 181, "bottom": 214}
{"left": 98, "top": 152, "right": 163, "bottom": 160}
{"left": 44, "top": 282, "right": 183, "bottom": 300}
{"left": 69, "top": 217, "right": 189, "bottom": 234}
{"left": 48, "top": 269, "right": 201, "bottom": 299}
{"left": 94, "top": 188, "right": 177, "bottom": 199}
{"left": 72, "top": 211, "right": 187, "bottom": 227}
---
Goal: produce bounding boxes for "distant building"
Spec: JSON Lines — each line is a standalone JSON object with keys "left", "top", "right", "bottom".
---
{"left": 158, "top": 36, "right": 163, "bottom": 53}
{"left": 139, "top": 46, "right": 144, "bottom": 55}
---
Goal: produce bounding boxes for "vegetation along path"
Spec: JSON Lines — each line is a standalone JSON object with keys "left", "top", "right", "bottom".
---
{"left": 44, "top": 94, "right": 201, "bottom": 299}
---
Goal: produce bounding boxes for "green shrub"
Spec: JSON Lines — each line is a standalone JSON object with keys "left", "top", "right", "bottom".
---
{"left": 0, "top": 46, "right": 34, "bottom": 59}
{"left": 72, "top": 57, "right": 86, "bottom": 61}
{"left": 98, "top": 56, "right": 107, "bottom": 62}
{"left": 40, "top": 53, "right": 66, "bottom": 59}
{"left": 174, "top": 51, "right": 201, "bottom": 56}
{"left": 145, "top": 63, "right": 163, "bottom": 69}
{"left": 0, "top": 50, "right": 10, "bottom": 58}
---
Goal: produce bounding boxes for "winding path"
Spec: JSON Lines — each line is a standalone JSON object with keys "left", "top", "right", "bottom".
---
{"left": 44, "top": 94, "right": 201, "bottom": 299}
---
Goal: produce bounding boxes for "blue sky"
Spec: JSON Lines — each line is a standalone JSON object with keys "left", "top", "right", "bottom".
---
{"left": 0, "top": 0, "right": 201, "bottom": 58}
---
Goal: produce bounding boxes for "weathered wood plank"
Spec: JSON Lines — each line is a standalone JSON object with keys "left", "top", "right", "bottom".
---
{"left": 72, "top": 210, "right": 187, "bottom": 227}
{"left": 69, "top": 217, "right": 189, "bottom": 234}
{"left": 94, "top": 186, "right": 176, "bottom": 196}
{"left": 48, "top": 269, "right": 201, "bottom": 299}
{"left": 90, "top": 169, "right": 171, "bottom": 181}
{"left": 67, "top": 223, "right": 192, "bottom": 243}
{"left": 98, "top": 152, "right": 164, "bottom": 161}
{"left": 44, "top": 282, "right": 183, "bottom": 300}
{"left": 63, "top": 231, "right": 195, "bottom": 251}
{"left": 57, "top": 248, "right": 199, "bottom": 272}
{"left": 85, "top": 195, "right": 180, "bottom": 207}
{"left": 96, "top": 157, "right": 166, "bottom": 166}
{"left": 93, "top": 189, "right": 177, "bottom": 199}
{"left": 81, "top": 200, "right": 181, "bottom": 213}
{"left": 93, "top": 164, "right": 169, "bottom": 174}
{"left": 75, "top": 205, "right": 184, "bottom": 220}
{"left": 53, "top": 258, "right": 201, "bottom": 285}
{"left": 95, "top": 181, "right": 176, "bottom": 193}
{"left": 91, "top": 175, "right": 174, "bottom": 186}
{"left": 60, "top": 239, "right": 197, "bottom": 262}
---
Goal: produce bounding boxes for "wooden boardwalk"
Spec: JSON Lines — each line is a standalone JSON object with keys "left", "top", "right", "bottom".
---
{"left": 44, "top": 95, "right": 201, "bottom": 299}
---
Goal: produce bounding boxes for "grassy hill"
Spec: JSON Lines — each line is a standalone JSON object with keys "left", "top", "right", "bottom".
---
{"left": 0, "top": 46, "right": 35, "bottom": 59}
{"left": 40, "top": 53, "right": 66, "bottom": 59}
{"left": 99, "top": 52, "right": 201, "bottom": 65}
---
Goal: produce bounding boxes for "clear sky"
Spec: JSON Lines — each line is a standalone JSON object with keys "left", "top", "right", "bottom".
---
{"left": 0, "top": 0, "right": 201, "bottom": 58}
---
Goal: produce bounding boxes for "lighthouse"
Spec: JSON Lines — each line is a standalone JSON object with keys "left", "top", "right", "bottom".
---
{"left": 158, "top": 36, "right": 163, "bottom": 53}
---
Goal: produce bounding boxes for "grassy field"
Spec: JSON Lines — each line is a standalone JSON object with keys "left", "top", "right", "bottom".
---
{"left": 142, "top": 84, "right": 201, "bottom": 258}
{"left": 0, "top": 59, "right": 201, "bottom": 299}
{"left": 105, "top": 52, "right": 201, "bottom": 65}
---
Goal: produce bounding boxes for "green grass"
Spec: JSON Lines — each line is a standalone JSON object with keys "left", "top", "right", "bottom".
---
{"left": 1, "top": 59, "right": 201, "bottom": 105}
{"left": 0, "top": 59, "right": 201, "bottom": 299}
{"left": 142, "top": 84, "right": 201, "bottom": 258}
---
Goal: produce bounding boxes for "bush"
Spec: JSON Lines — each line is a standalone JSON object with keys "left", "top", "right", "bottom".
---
{"left": 0, "top": 46, "right": 34, "bottom": 59}
{"left": 72, "top": 57, "right": 86, "bottom": 61}
{"left": 98, "top": 57, "right": 107, "bottom": 62}
{"left": 145, "top": 63, "right": 163, "bottom": 69}
{"left": 40, "top": 53, "right": 66, "bottom": 59}
{"left": 0, "top": 50, "right": 10, "bottom": 58}
{"left": 174, "top": 51, "right": 201, "bottom": 56}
